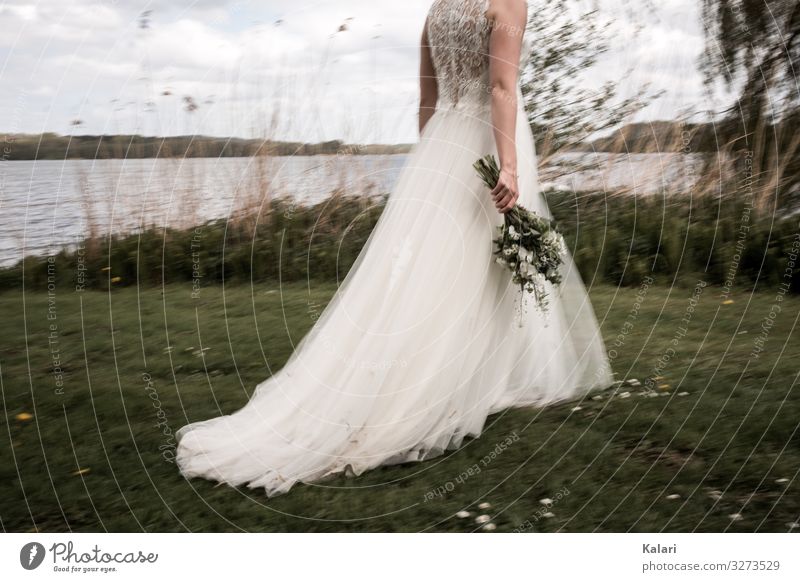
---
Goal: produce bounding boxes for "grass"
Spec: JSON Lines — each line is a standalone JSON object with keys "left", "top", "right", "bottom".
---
{"left": 0, "top": 280, "right": 798, "bottom": 532}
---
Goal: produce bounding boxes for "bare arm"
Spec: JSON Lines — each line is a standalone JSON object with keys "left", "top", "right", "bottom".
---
{"left": 419, "top": 17, "right": 438, "bottom": 135}
{"left": 487, "top": 0, "right": 527, "bottom": 213}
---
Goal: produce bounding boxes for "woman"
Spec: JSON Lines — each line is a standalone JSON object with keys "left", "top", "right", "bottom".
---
{"left": 176, "top": 0, "right": 613, "bottom": 497}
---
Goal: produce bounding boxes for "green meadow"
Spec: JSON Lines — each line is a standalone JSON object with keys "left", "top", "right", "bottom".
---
{"left": 1, "top": 281, "right": 798, "bottom": 532}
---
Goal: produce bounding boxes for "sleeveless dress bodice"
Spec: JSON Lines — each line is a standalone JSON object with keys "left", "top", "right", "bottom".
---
{"left": 426, "top": 0, "right": 531, "bottom": 115}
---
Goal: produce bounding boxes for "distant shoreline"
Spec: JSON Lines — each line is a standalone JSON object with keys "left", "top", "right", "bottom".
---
{"left": 0, "top": 134, "right": 414, "bottom": 161}
{"left": 0, "top": 121, "right": 725, "bottom": 160}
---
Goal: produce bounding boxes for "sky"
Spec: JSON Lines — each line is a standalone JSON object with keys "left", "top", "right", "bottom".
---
{"left": 0, "top": 0, "right": 735, "bottom": 144}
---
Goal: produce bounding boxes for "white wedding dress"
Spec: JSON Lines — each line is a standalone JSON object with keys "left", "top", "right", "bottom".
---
{"left": 176, "top": 0, "right": 613, "bottom": 497}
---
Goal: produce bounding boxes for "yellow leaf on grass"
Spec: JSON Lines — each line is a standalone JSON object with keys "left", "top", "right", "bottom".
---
{"left": 722, "top": 299, "right": 734, "bottom": 305}
{"left": 15, "top": 412, "right": 33, "bottom": 421}
{"left": 111, "top": 277, "right": 122, "bottom": 283}
{"left": 658, "top": 384, "right": 671, "bottom": 390}
{"left": 73, "top": 468, "right": 91, "bottom": 476}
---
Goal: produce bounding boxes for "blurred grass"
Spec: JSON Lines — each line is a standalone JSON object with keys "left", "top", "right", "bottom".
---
{"left": 0, "top": 281, "right": 798, "bottom": 532}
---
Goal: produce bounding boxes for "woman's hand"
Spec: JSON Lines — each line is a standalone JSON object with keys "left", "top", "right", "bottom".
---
{"left": 490, "top": 167, "right": 519, "bottom": 214}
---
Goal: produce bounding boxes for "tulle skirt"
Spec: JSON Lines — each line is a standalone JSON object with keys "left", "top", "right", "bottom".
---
{"left": 175, "top": 95, "right": 614, "bottom": 497}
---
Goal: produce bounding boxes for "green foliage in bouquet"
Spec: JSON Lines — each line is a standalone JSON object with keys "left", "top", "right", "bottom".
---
{"left": 473, "top": 154, "right": 566, "bottom": 313}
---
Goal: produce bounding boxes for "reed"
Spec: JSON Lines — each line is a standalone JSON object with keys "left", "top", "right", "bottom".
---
{"left": 2, "top": 187, "right": 797, "bottom": 295}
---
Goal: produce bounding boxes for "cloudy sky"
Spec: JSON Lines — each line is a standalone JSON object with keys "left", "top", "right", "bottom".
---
{"left": 0, "top": 0, "right": 734, "bottom": 144}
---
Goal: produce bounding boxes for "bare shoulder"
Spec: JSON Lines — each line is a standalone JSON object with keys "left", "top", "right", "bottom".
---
{"left": 486, "top": 0, "right": 528, "bottom": 21}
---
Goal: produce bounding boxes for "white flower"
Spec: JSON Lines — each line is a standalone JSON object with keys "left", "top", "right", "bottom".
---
{"left": 666, "top": 494, "right": 680, "bottom": 500}
{"left": 478, "top": 502, "right": 492, "bottom": 510}
{"left": 482, "top": 523, "right": 497, "bottom": 531}
{"left": 542, "top": 512, "right": 555, "bottom": 518}
{"left": 475, "top": 514, "right": 491, "bottom": 524}
{"left": 728, "top": 513, "right": 743, "bottom": 521}
{"left": 539, "top": 498, "right": 553, "bottom": 506}
{"left": 456, "top": 510, "right": 471, "bottom": 519}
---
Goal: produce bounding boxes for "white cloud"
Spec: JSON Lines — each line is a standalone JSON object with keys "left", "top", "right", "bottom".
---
{"left": 0, "top": 0, "right": 724, "bottom": 142}
{"left": 0, "top": 3, "right": 37, "bottom": 21}
{"left": 143, "top": 19, "right": 243, "bottom": 70}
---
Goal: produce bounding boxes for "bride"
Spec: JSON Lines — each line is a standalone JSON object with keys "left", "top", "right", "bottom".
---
{"left": 176, "top": 0, "right": 613, "bottom": 497}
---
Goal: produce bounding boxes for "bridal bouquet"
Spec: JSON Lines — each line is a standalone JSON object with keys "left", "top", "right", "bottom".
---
{"left": 473, "top": 154, "right": 566, "bottom": 314}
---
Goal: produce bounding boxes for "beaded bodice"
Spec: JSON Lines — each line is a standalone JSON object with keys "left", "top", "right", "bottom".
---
{"left": 426, "top": 0, "right": 493, "bottom": 112}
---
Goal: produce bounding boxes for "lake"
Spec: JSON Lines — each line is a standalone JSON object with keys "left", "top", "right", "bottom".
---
{"left": 0, "top": 153, "right": 705, "bottom": 267}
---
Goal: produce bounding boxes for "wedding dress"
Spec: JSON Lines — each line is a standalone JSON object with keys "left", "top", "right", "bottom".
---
{"left": 176, "top": 0, "right": 614, "bottom": 497}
